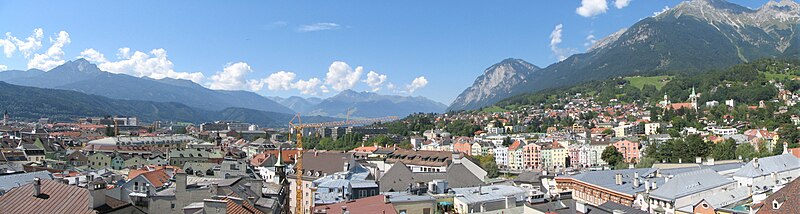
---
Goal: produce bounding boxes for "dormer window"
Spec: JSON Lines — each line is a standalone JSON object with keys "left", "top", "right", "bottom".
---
{"left": 773, "top": 200, "right": 783, "bottom": 210}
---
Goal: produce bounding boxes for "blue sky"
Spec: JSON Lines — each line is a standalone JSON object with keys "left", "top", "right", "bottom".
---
{"left": 0, "top": 0, "right": 772, "bottom": 104}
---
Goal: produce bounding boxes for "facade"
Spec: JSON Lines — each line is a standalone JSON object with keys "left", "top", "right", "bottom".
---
{"left": 555, "top": 168, "right": 660, "bottom": 207}
{"left": 613, "top": 140, "right": 641, "bottom": 164}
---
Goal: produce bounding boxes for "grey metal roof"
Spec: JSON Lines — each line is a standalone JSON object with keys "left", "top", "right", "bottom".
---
{"left": 378, "top": 162, "right": 483, "bottom": 192}
{"left": 383, "top": 192, "right": 435, "bottom": 203}
{"left": 649, "top": 168, "right": 733, "bottom": 201}
{"left": 567, "top": 168, "right": 659, "bottom": 195}
{"left": 452, "top": 185, "right": 525, "bottom": 204}
{"left": 0, "top": 171, "right": 53, "bottom": 192}
{"left": 659, "top": 162, "right": 745, "bottom": 176}
{"left": 733, "top": 154, "right": 800, "bottom": 178}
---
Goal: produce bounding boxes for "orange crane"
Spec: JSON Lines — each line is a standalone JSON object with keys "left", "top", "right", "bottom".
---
{"left": 288, "top": 114, "right": 397, "bottom": 214}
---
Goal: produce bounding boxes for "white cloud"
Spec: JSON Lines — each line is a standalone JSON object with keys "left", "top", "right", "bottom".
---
{"left": 584, "top": 34, "right": 597, "bottom": 48}
{"left": 363, "top": 71, "right": 387, "bottom": 92}
{"left": 325, "top": 61, "right": 364, "bottom": 91}
{"left": 27, "top": 31, "right": 70, "bottom": 71}
{"left": 297, "top": 23, "right": 341, "bottom": 32}
{"left": 0, "top": 36, "right": 16, "bottom": 57}
{"left": 614, "top": 0, "right": 631, "bottom": 9}
{"left": 0, "top": 64, "right": 7, "bottom": 71}
{"left": 8, "top": 28, "right": 44, "bottom": 58}
{"left": 263, "top": 71, "right": 297, "bottom": 91}
{"left": 653, "top": 6, "right": 670, "bottom": 17}
{"left": 576, "top": 0, "right": 608, "bottom": 17}
{"left": 292, "top": 78, "right": 322, "bottom": 95}
{"left": 79, "top": 48, "right": 107, "bottom": 63}
{"left": 117, "top": 47, "right": 131, "bottom": 59}
{"left": 207, "top": 62, "right": 259, "bottom": 90}
{"left": 88, "top": 48, "right": 204, "bottom": 83}
{"left": 406, "top": 76, "right": 428, "bottom": 94}
{"left": 320, "top": 85, "right": 330, "bottom": 93}
{"left": 549, "top": 24, "right": 570, "bottom": 61}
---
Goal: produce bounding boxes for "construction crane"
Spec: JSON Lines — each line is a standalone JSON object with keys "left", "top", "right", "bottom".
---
{"left": 288, "top": 114, "right": 397, "bottom": 214}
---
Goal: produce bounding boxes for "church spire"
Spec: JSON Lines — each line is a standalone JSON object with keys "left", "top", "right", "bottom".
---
{"left": 275, "top": 145, "right": 285, "bottom": 167}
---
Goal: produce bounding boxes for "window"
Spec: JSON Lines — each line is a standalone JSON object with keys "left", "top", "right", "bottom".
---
{"left": 423, "top": 208, "right": 431, "bottom": 214}
{"left": 773, "top": 200, "right": 782, "bottom": 210}
{"left": 171, "top": 203, "right": 176, "bottom": 209}
{"left": 399, "top": 210, "right": 407, "bottom": 214}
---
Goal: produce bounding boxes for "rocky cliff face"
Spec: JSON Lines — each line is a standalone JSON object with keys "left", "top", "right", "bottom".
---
{"left": 448, "top": 58, "right": 540, "bottom": 111}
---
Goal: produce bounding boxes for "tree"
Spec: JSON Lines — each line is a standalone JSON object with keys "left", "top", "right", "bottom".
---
{"left": 735, "top": 143, "right": 756, "bottom": 161}
{"left": 502, "top": 137, "right": 512, "bottom": 147}
{"left": 474, "top": 155, "right": 499, "bottom": 178}
{"left": 712, "top": 139, "right": 737, "bottom": 160}
{"left": 602, "top": 146, "right": 624, "bottom": 168}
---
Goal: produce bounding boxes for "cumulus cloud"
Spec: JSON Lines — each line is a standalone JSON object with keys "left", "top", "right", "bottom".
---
{"left": 325, "top": 61, "right": 364, "bottom": 91}
{"left": 207, "top": 62, "right": 260, "bottom": 91}
{"left": 297, "top": 23, "right": 341, "bottom": 32}
{"left": 0, "top": 36, "right": 16, "bottom": 57}
{"left": 292, "top": 78, "right": 322, "bottom": 95}
{"left": 28, "top": 31, "right": 71, "bottom": 71}
{"left": 263, "top": 71, "right": 297, "bottom": 91}
{"left": 0, "top": 64, "right": 7, "bottom": 71}
{"left": 363, "top": 71, "right": 387, "bottom": 92}
{"left": 549, "top": 24, "right": 570, "bottom": 61}
{"left": 84, "top": 48, "right": 205, "bottom": 83}
{"left": 576, "top": 0, "right": 608, "bottom": 17}
{"left": 79, "top": 48, "right": 107, "bottom": 63}
{"left": 406, "top": 76, "right": 428, "bottom": 94}
{"left": 614, "top": 0, "right": 631, "bottom": 9}
{"left": 1, "top": 28, "right": 44, "bottom": 58}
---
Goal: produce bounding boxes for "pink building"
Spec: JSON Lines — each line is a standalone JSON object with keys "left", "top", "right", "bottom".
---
{"left": 612, "top": 140, "right": 640, "bottom": 163}
{"left": 523, "top": 143, "right": 541, "bottom": 170}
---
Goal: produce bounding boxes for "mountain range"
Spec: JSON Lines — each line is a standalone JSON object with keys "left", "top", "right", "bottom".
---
{"left": 0, "top": 59, "right": 446, "bottom": 123}
{"left": 270, "top": 90, "right": 448, "bottom": 118}
{"left": 449, "top": 0, "right": 800, "bottom": 111}
{"left": 0, "top": 59, "right": 296, "bottom": 114}
{"left": 0, "top": 81, "right": 336, "bottom": 127}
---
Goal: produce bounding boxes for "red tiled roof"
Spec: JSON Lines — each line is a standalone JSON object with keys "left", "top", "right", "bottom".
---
{"left": 312, "top": 195, "right": 397, "bottom": 214}
{"left": 139, "top": 169, "right": 171, "bottom": 188}
{"left": 755, "top": 177, "right": 800, "bottom": 213}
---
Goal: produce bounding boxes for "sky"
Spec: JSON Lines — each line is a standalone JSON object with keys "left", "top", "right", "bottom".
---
{"left": 0, "top": 0, "right": 773, "bottom": 104}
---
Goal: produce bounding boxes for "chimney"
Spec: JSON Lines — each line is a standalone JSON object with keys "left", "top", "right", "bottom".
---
{"left": 384, "top": 195, "right": 391, "bottom": 204}
{"left": 706, "top": 158, "right": 715, "bottom": 166}
{"left": 176, "top": 172, "right": 187, "bottom": 192}
{"left": 678, "top": 158, "right": 682, "bottom": 164}
{"left": 211, "top": 182, "right": 219, "bottom": 196}
{"left": 772, "top": 172, "right": 778, "bottom": 185}
{"left": 633, "top": 172, "right": 640, "bottom": 188}
{"left": 651, "top": 180, "right": 657, "bottom": 189}
{"left": 753, "top": 158, "right": 760, "bottom": 168}
{"left": 615, "top": 173, "right": 622, "bottom": 185}
{"left": 88, "top": 180, "right": 107, "bottom": 209}
{"left": 33, "top": 177, "right": 42, "bottom": 197}
{"left": 343, "top": 162, "right": 350, "bottom": 172}
{"left": 695, "top": 157, "right": 702, "bottom": 164}
{"left": 665, "top": 175, "right": 671, "bottom": 183}
{"left": 783, "top": 143, "right": 789, "bottom": 155}
{"left": 644, "top": 179, "right": 651, "bottom": 193}
{"left": 452, "top": 153, "right": 462, "bottom": 164}
{"left": 628, "top": 163, "right": 634, "bottom": 169}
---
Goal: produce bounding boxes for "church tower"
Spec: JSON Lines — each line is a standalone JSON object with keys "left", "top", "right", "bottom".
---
{"left": 689, "top": 86, "right": 698, "bottom": 110}
{"left": 274, "top": 145, "right": 291, "bottom": 214}
{"left": 2, "top": 110, "right": 8, "bottom": 125}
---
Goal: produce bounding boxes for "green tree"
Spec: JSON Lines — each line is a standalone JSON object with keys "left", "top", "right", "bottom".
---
{"left": 736, "top": 143, "right": 757, "bottom": 161}
{"left": 712, "top": 139, "right": 737, "bottom": 160}
{"left": 602, "top": 146, "right": 624, "bottom": 168}
{"left": 474, "top": 155, "right": 499, "bottom": 178}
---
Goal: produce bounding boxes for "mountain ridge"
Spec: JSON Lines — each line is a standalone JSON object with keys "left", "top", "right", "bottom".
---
{"left": 448, "top": 0, "right": 800, "bottom": 111}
